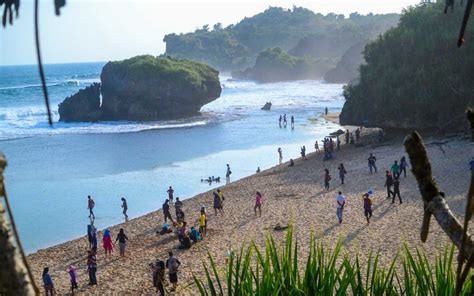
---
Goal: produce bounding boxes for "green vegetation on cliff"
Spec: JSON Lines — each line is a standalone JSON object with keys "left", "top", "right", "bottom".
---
{"left": 232, "top": 47, "right": 333, "bottom": 82}
{"left": 164, "top": 7, "right": 399, "bottom": 72}
{"left": 340, "top": 2, "right": 474, "bottom": 129}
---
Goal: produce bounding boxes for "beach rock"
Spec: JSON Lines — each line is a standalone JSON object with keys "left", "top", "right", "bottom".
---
{"left": 261, "top": 102, "right": 272, "bottom": 110}
{"left": 58, "top": 55, "right": 222, "bottom": 122}
{"left": 58, "top": 83, "right": 101, "bottom": 122}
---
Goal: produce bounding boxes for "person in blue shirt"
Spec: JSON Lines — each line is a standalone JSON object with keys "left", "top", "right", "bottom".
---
{"left": 42, "top": 267, "right": 55, "bottom": 295}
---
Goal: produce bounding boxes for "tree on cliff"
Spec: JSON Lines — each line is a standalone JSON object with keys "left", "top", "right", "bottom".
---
{"left": 340, "top": 1, "right": 474, "bottom": 130}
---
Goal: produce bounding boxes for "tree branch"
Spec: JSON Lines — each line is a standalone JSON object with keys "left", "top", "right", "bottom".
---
{"left": 404, "top": 132, "right": 474, "bottom": 259}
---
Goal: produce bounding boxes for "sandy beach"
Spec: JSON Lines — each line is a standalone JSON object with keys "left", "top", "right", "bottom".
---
{"left": 27, "top": 114, "right": 473, "bottom": 295}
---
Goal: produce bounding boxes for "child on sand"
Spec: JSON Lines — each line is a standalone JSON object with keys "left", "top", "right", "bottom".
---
{"left": 103, "top": 229, "right": 113, "bottom": 255}
{"left": 166, "top": 252, "right": 181, "bottom": 292}
{"left": 199, "top": 207, "right": 207, "bottom": 237}
{"left": 324, "top": 169, "right": 331, "bottom": 190}
{"left": 254, "top": 191, "right": 263, "bottom": 217}
{"left": 42, "top": 267, "right": 55, "bottom": 295}
{"left": 362, "top": 193, "right": 373, "bottom": 225}
{"left": 121, "top": 197, "right": 128, "bottom": 220}
{"left": 68, "top": 265, "right": 78, "bottom": 293}
{"left": 115, "top": 228, "right": 129, "bottom": 257}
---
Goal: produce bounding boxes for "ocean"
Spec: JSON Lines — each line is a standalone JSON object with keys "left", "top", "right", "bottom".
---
{"left": 0, "top": 62, "right": 344, "bottom": 253}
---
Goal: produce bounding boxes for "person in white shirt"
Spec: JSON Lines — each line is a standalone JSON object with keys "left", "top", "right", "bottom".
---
{"left": 336, "top": 191, "right": 346, "bottom": 224}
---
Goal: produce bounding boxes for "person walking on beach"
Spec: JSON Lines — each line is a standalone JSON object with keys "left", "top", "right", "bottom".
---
{"left": 213, "top": 191, "right": 223, "bottom": 215}
{"left": 115, "top": 228, "right": 129, "bottom": 257}
{"left": 336, "top": 136, "right": 341, "bottom": 151}
{"left": 226, "top": 164, "right": 232, "bottom": 184}
{"left": 338, "top": 163, "right": 347, "bottom": 185}
{"left": 362, "top": 193, "right": 373, "bottom": 225}
{"left": 91, "top": 226, "right": 98, "bottom": 251}
{"left": 167, "top": 186, "right": 174, "bottom": 203}
{"left": 152, "top": 260, "right": 166, "bottom": 296}
{"left": 278, "top": 147, "right": 283, "bottom": 164}
{"left": 87, "top": 249, "right": 97, "bottom": 285}
{"left": 42, "top": 267, "right": 55, "bottom": 295}
{"left": 368, "top": 153, "right": 377, "bottom": 174}
{"left": 256, "top": 167, "right": 261, "bottom": 173}
{"left": 315, "top": 141, "right": 319, "bottom": 152}
{"left": 217, "top": 189, "right": 225, "bottom": 212}
{"left": 166, "top": 251, "right": 181, "bottom": 292}
{"left": 68, "top": 265, "right": 78, "bottom": 294}
{"left": 199, "top": 207, "right": 207, "bottom": 237}
{"left": 384, "top": 170, "right": 394, "bottom": 199}
{"left": 87, "top": 195, "right": 95, "bottom": 219}
{"left": 291, "top": 115, "right": 295, "bottom": 129}
{"left": 400, "top": 156, "right": 409, "bottom": 177}
{"left": 121, "top": 197, "right": 128, "bottom": 220}
{"left": 87, "top": 224, "right": 94, "bottom": 249}
{"left": 355, "top": 128, "right": 360, "bottom": 142}
{"left": 325, "top": 107, "right": 328, "bottom": 115}
{"left": 324, "top": 169, "right": 331, "bottom": 190}
{"left": 279, "top": 115, "right": 282, "bottom": 128}
{"left": 254, "top": 191, "right": 263, "bottom": 217}
{"left": 391, "top": 160, "right": 400, "bottom": 178}
{"left": 392, "top": 177, "right": 403, "bottom": 204}
{"left": 162, "top": 199, "right": 173, "bottom": 223}
{"left": 103, "top": 229, "right": 113, "bottom": 256}
{"left": 336, "top": 191, "right": 345, "bottom": 224}
{"left": 103, "top": 229, "right": 113, "bottom": 255}
{"left": 345, "top": 129, "right": 350, "bottom": 144}
{"left": 174, "top": 197, "right": 183, "bottom": 217}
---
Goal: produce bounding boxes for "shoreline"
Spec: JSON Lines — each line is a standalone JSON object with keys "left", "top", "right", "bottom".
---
{"left": 26, "top": 119, "right": 472, "bottom": 294}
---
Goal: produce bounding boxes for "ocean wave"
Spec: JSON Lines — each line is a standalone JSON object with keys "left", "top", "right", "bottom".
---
{"left": 0, "top": 78, "right": 99, "bottom": 91}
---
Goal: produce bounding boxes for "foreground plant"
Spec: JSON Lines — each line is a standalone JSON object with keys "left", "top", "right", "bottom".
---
{"left": 194, "top": 225, "right": 472, "bottom": 295}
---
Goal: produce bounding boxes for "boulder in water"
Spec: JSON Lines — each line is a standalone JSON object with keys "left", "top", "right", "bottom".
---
{"left": 58, "top": 83, "right": 101, "bottom": 122}
{"left": 261, "top": 102, "right": 272, "bottom": 111}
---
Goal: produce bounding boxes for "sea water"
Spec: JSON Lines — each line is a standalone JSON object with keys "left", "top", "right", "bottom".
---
{"left": 0, "top": 63, "right": 344, "bottom": 252}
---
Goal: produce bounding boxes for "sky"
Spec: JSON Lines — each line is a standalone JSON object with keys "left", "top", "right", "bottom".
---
{"left": 0, "top": 0, "right": 420, "bottom": 66}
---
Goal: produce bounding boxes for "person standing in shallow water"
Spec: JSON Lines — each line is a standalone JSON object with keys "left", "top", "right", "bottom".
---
{"left": 278, "top": 115, "right": 282, "bottom": 128}
{"left": 121, "top": 197, "right": 128, "bottom": 220}
{"left": 336, "top": 191, "right": 345, "bottom": 224}
{"left": 254, "top": 191, "right": 263, "bottom": 217}
{"left": 324, "top": 169, "right": 331, "bottom": 190}
{"left": 226, "top": 164, "right": 232, "bottom": 184}
{"left": 291, "top": 115, "right": 295, "bottom": 129}
{"left": 278, "top": 147, "right": 283, "bottom": 164}
{"left": 338, "top": 163, "right": 346, "bottom": 185}
{"left": 167, "top": 186, "right": 174, "bottom": 203}
{"left": 325, "top": 107, "right": 328, "bottom": 115}
{"left": 87, "top": 195, "right": 95, "bottom": 219}
{"left": 283, "top": 114, "right": 287, "bottom": 127}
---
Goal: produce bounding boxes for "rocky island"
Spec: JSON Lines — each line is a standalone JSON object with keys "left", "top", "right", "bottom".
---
{"left": 231, "top": 47, "right": 331, "bottom": 83}
{"left": 58, "top": 55, "right": 222, "bottom": 122}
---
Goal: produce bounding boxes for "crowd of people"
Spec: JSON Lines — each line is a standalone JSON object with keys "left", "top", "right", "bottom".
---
{"left": 40, "top": 116, "right": 425, "bottom": 295}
